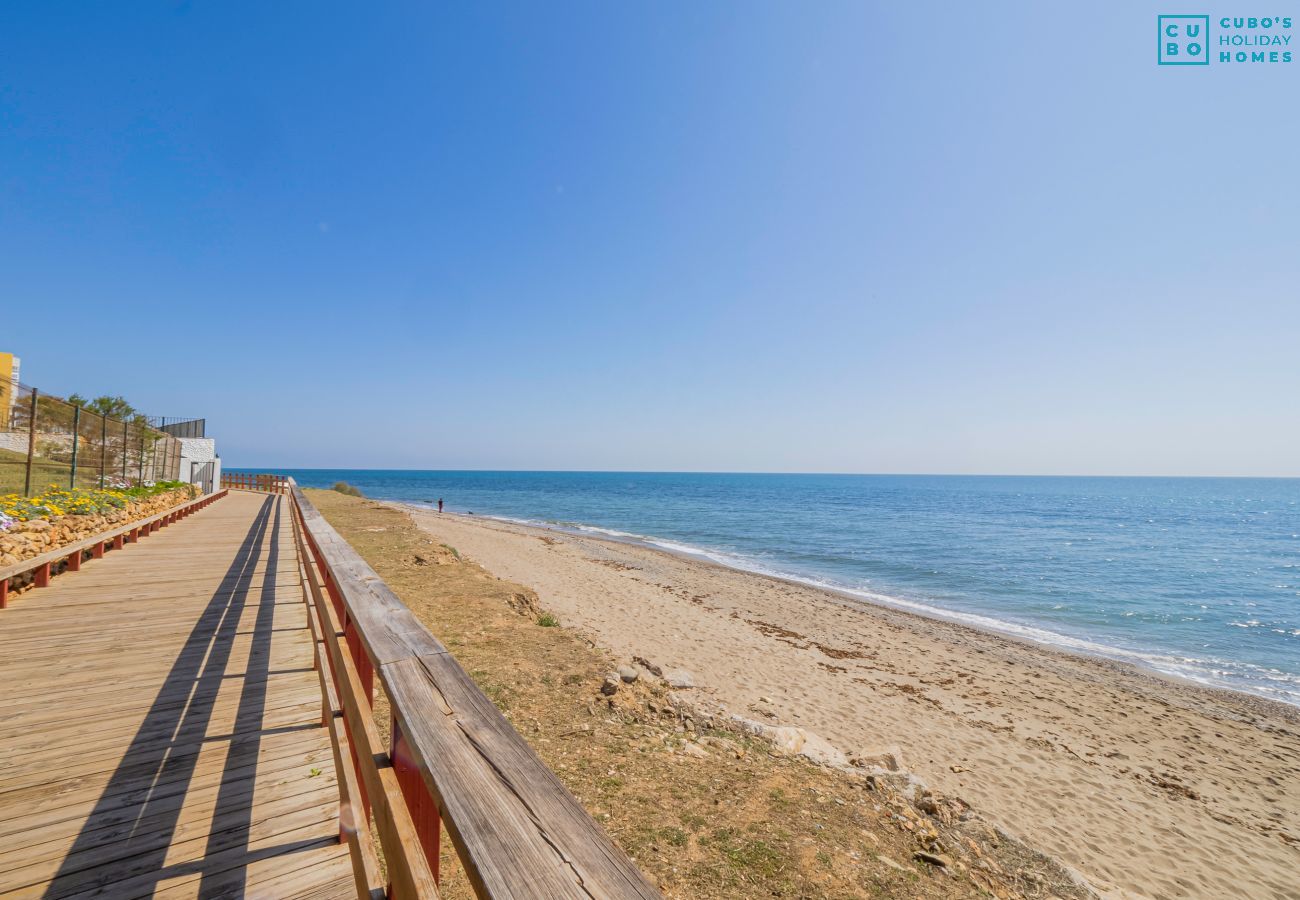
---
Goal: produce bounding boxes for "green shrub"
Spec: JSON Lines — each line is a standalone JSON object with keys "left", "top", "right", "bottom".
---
{"left": 537, "top": 613, "right": 560, "bottom": 627}
{"left": 332, "top": 481, "right": 364, "bottom": 497}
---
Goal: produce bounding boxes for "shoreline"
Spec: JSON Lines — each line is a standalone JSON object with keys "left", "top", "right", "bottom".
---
{"left": 392, "top": 502, "right": 1299, "bottom": 713}
{"left": 391, "top": 500, "right": 1300, "bottom": 899}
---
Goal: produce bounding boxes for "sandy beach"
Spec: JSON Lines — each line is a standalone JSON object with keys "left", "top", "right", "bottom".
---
{"left": 397, "top": 505, "right": 1300, "bottom": 900}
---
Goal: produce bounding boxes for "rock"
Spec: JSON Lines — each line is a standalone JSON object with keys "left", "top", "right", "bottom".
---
{"left": 664, "top": 668, "right": 695, "bottom": 689}
{"left": 633, "top": 656, "right": 662, "bottom": 677}
{"left": 600, "top": 674, "right": 620, "bottom": 696}
{"left": 698, "top": 735, "right": 741, "bottom": 755}
{"left": 678, "top": 742, "right": 710, "bottom": 758}
{"left": 768, "top": 726, "right": 807, "bottom": 755}
{"left": 506, "top": 591, "right": 539, "bottom": 617}
{"left": 913, "top": 850, "right": 952, "bottom": 868}
{"left": 849, "top": 745, "right": 904, "bottom": 772}
{"left": 730, "top": 717, "right": 848, "bottom": 767}
{"left": 875, "top": 854, "right": 910, "bottom": 874}
{"left": 917, "top": 790, "right": 966, "bottom": 826}
{"left": 617, "top": 666, "right": 639, "bottom": 684}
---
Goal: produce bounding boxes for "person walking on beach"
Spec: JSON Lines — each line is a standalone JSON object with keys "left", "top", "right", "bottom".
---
{"left": 437, "top": 498, "right": 444, "bottom": 513}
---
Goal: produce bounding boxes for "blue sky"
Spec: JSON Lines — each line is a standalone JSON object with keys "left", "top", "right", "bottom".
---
{"left": 2, "top": 3, "right": 1297, "bottom": 475}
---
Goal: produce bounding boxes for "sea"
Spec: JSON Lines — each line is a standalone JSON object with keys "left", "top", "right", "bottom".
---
{"left": 247, "top": 470, "right": 1300, "bottom": 706}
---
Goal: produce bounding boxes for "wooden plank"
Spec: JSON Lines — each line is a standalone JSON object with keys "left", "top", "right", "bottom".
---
{"left": 0, "top": 694, "right": 324, "bottom": 772}
{"left": 0, "top": 735, "right": 332, "bottom": 844}
{"left": 0, "top": 771, "right": 340, "bottom": 888}
{"left": 151, "top": 840, "right": 355, "bottom": 900}
{"left": 44, "top": 816, "right": 341, "bottom": 900}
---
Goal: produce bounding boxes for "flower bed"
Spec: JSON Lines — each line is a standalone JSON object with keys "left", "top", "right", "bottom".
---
{"left": 0, "top": 481, "right": 201, "bottom": 576}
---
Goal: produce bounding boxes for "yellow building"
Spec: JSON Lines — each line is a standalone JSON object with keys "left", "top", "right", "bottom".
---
{"left": 0, "top": 352, "right": 18, "bottom": 430}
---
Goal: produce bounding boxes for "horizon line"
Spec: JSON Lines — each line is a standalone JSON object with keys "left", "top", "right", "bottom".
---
{"left": 220, "top": 466, "right": 1300, "bottom": 480}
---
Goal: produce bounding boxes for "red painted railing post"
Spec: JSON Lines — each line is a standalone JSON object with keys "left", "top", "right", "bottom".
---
{"left": 344, "top": 618, "right": 374, "bottom": 703}
{"left": 0, "top": 579, "right": 8, "bottom": 609}
{"left": 67, "top": 551, "right": 80, "bottom": 572}
{"left": 335, "top": 611, "right": 374, "bottom": 824}
{"left": 93, "top": 541, "right": 105, "bottom": 559}
{"left": 34, "top": 562, "right": 51, "bottom": 588}
{"left": 392, "top": 716, "right": 441, "bottom": 886}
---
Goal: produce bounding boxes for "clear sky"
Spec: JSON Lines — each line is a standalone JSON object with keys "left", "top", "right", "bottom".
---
{"left": 2, "top": 3, "right": 1297, "bottom": 475}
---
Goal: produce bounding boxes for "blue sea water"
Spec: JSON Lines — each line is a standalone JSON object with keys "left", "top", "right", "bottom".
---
{"left": 253, "top": 470, "right": 1300, "bottom": 706}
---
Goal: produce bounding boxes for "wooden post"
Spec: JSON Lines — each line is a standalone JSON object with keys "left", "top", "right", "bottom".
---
{"left": 23, "top": 389, "right": 38, "bottom": 497}
{"left": 121, "top": 421, "right": 129, "bottom": 482}
{"left": 67, "top": 550, "right": 80, "bottom": 572}
{"left": 34, "top": 562, "right": 50, "bottom": 588}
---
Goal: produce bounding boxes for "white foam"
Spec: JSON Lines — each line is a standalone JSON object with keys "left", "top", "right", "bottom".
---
{"left": 471, "top": 511, "right": 1300, "bottom": 707}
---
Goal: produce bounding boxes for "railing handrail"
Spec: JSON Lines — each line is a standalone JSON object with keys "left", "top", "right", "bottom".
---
{"left": 287, "top": 478, "right": 660, "bottom": 899}
{"left": 221, "top": 473, "right": 289, "bottom": 494}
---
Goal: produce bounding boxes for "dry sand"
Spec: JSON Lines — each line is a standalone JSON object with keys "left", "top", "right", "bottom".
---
{"left": 398, "top": 505, "right": 1300, "bottom": 900}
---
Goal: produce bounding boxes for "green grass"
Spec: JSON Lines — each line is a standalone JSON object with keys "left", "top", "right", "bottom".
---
{"left": 703, "top": 828, "right": 787, "bottom": 879}
{"left": 0, "top": 448, "right": 72, "bottom": 495}
{"left": 537, "top": 613, "right": 560, "bottom": 627}
{"left": 659, "top": 826, "right": 688, "bottom": 848}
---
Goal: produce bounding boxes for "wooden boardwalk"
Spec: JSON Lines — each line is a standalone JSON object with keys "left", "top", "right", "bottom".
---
{"left": 0, "top": 491, "right": 353, "bottom": 899}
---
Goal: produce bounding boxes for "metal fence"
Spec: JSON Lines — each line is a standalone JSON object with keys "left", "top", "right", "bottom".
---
{"left": 0, "top": 381, "right": 182, "bottom": 496}
{"left": 149, "top": 416, "right": 206, "bottom": 439}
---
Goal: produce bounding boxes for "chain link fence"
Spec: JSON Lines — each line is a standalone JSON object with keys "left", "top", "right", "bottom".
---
{"left": 0, "top": 381, "right": 182, "bottom": 496}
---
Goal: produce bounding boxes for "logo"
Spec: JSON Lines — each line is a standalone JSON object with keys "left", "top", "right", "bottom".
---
{"left": 1159, "top": 15, "right": 1210, "bottom": 64}
{"left": 1158, "top": 14, "right": 1294, "bottom": 64}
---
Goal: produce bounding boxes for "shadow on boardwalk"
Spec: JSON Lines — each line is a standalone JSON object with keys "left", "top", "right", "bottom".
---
{"left": 42, "top": 495, "right": 318, "bottom": 898}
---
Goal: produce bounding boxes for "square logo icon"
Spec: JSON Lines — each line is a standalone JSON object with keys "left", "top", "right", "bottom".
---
{"left": 1159, "top": 15, "right": 1211, "bottom": 64}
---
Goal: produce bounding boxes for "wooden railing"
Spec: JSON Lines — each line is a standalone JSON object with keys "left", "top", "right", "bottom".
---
{"left": 221, "top": 472, "right": 288, "bottom": 494}
{"left": 287, "top": 478, "right": 661, "bottom": 899}
{"left": 0, "top": 489, "right": 227, "bottom": 608}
